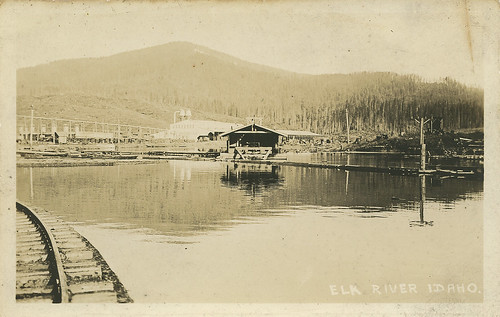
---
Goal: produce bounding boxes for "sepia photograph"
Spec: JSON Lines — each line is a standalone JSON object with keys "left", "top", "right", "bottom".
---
{"left": 1, "top": 0, "right": 498, "bottom": 315}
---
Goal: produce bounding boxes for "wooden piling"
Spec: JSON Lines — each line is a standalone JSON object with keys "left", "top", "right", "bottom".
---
{"left": 419, "top": 175, "right": 426, "bottom": 223}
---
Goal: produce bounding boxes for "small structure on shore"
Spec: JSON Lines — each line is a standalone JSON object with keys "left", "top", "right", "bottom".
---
{"left": 220, "top": 123, "right": 287, "bottom": 160}
{"left": 54, "top": 131, "right": 68, "bottom": 144}
{"left": 74, "top": 131, "right": 115, "bottom": 143}
{"left": 277, "top": 129, "right": 321, "bottom": 142}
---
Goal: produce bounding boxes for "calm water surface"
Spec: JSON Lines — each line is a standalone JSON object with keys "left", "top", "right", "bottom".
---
{"left": 286, "top": 152, "right": 483, "bottom": 168}
{"left": 16, "top": 155, "right": 483, "bottom": 302}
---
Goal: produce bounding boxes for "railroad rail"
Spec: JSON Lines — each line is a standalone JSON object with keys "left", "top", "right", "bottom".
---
{"left": 16, "top": 202, "right": 132, "bottom": 303}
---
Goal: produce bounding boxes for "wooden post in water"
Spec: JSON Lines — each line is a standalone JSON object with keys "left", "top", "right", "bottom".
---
{"left": 345, "top": 152, "right": 350, "bottom": 195}
{"left": 419, "top": 174, "right": 426, "bottom": 223}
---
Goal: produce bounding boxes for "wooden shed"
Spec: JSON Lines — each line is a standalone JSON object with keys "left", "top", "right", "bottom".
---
{"left": 220, "top": 123, "right": 287, "bottom": 160}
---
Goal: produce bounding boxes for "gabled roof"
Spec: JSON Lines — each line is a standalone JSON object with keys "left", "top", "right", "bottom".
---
{"left": 220, "top": 123, "right": 288, "bottom": 137}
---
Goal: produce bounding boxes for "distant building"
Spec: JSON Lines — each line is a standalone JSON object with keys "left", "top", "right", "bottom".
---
{"left": 169, "top": 119, "right": 242, "bottom": 141}
{"left": 277, "top": 129, "right": 321, "bottom": 141}
{"left": 427, "top": 117, "right": 443, "bottom": 133}
{"left": 151, "top": 130, "right": 169, "bottom": 140}
{"left": 74, "top": 131, "right": 114, "bottom": 142}
{"left": 54, "top": 131, "right": 68, "bottom": 144}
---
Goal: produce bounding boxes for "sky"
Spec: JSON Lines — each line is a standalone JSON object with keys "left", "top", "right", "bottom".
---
{"left": 7, "top": 0, "right": 494, "bottom": 87}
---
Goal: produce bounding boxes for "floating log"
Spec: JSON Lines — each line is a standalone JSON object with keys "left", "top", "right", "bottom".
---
{"left": 220, "top": 159, "right": 483, "bottom": 179}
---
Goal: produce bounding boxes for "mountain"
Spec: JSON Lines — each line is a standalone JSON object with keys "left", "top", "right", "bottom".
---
{"left": 17, "top": 41, "right": 483, "bottom": 134}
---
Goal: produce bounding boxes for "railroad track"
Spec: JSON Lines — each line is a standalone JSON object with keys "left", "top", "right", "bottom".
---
{"left": 16, "top": 202, "right": 132, "bottom": 303}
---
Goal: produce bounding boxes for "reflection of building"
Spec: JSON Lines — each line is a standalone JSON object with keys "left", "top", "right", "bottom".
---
{"left": 220, "top": 123, "right": 287, "bottom": 159}
{"left": 169, "top": 120, "right": 241, "bottom": 141}
{"left": 221, "top": 163, "right": 283, "bottom": 196}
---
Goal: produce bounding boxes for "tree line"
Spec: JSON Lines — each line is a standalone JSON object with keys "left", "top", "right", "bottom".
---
{"left": 19, "top": 67, "right": 483, "bottom": 136}
{"left": 183, "top": 73, "right": 483, "bottom": 135}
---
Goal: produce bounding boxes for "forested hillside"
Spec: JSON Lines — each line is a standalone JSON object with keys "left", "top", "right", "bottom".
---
{"left": 17, "top": 42, "right": 483, "bottom": 135}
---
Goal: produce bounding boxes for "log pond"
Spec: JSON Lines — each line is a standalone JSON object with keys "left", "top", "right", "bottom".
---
{"left": 16, "top": 153, "right": 483, "bottom": 303}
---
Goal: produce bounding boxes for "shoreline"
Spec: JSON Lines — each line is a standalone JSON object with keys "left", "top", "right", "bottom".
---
{"left": 16, "top": 156, "right": 217, "bottom": 168}
{"left": 16, "top": 158, "right": 161, "bottom": 168}
{"left": 16, "top": 149, "right": 483, "bottom": 168}
{"left": 16, "top": 154, "right": 483, "bottom": 179}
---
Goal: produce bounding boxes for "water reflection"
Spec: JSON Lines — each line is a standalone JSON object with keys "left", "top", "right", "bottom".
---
{"left": 173, "top": 163, "right": 192, "bottom": 182}
{"left": 345, "top": 154, "right": 350, "bottom": 195}
{"left": 16, "top": 159, "right": 482, "bottom": 238}
{"left": 288, "top": 152, "right": 483, "bottom": 169}
{"left": 221, "top": 163, "right": 284, "bottom": 197}
{"left": 410, "top": 175, "right": 434, "bottom": 227}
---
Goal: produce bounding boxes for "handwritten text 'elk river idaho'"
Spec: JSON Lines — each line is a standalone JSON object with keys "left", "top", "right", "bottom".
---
{"left": 329, "top": 283, "right": 481, "bottom": 296}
